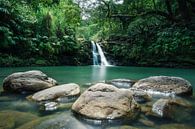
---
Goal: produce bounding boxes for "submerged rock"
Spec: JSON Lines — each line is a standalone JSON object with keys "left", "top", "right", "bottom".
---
{"left": 119, "top": 126, "right": 140, "bottom": 129}
{"left": 72, "top": 83, "right": 140, "bottom": 120}
{"left": 152, "top": 98, "right": 192, "bottom": 121}
{"left": 159, "top": 124, "right": 195, "bottom": 129}
{"left": 133, "top": 76, "right": 192, "bottom": 96}
{"left": 17, "top": 112, "right": 93, "bottom": 129}
{"left": 106, "top": 79, "right": 136, "bottom": 88}
{"left": 107, "top": 125, "right": 140, "bottom": 129}
{"left": 3, "top": 70, "right": 57, "bottom": 93}
{"left": 40, "top": 102, "right": 58, "bottom": 111}
{"left": 138, "top": 118, "right": 154, "bottom": 127}
{"left": 31, "top": 83, "right": 80, "bottom": 102}
{"left": 0, "top": 110, "right": 38, "bottom": 129}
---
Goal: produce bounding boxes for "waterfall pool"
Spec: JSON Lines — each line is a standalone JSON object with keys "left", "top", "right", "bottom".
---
{"left": 0, "top": 66, "right": 195, "bottom": 129}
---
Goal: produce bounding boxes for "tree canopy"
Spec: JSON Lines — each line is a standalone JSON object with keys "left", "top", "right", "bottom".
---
{"left": 0, "top": 0, "right": 195, "bottom": 67}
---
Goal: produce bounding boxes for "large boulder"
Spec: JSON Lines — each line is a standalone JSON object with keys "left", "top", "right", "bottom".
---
{"left": 72, "top": 83, "right": 140, "bottom": 120}
{"left": 31, "top": 83, "right": 80, "bottom": 102}
{"left": 106, "top": 79, "right": 136, "bottom": 88}
{"left": 3, "top": 70, "right": 57, "bottom": 93}
{"left": 152, "top": 98, "right": 192, "bottom": 121}
{"left": 133, "top": 76, "right": 192, "bottom": 96}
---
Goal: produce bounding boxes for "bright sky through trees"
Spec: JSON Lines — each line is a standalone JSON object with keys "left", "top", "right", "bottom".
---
{"left": 74, "top": 0, "right": 124, "bottom": 19}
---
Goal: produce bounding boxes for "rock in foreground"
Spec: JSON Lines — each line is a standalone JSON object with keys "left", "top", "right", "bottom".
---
{"left": 31, "top": 83, "right": 80, "bottom": 101}
{"left": 3, "top": 70, "right": 57, "bottom": 93}
{"left": 72, "top": 83, "right": 140, "bottom": 120}
{"left": 133, "top": 76, "right": 192, "bottom": 96}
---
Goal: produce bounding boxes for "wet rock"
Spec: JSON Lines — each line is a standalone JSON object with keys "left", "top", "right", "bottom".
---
{"left": 133, "top": 76, "right": 192, "bottom": 96}
{"left": 120, "top": 126, "right": 139, "bottom": 129}
{"left": 152, "top": 98, "right": 192, "bottom": 121}
{"left": 129, "top": 88, "right": 151, "bottom": 103}
{"left": 138, "top": 118, "right": 154, "bottom": 127}
{"left": 56, "top": 95, "right": 79, "bottom": 103}
{"left": 39, "top": 102, "right": 73, "bottom": 111}
{"left": 72, "top": 83, "right": 140, "bottom": 120}
{"left": 106, "top": 79, "right": 136, "bottom": 88}
{"left": 58, "top": 103, "right": 73, "bottom": 110}
{"left": 31, "top": 83, "right": 80, "bottom": 101}
{"left": 40, "top": 102, "right": 58, "bottom": 111}
{"left": 159, "top": 124, "right": 195, "bottom": 129}
{"left": 3, "top": 70, "right": 57, "bottom": 93}
{"left": 0, "top": 110, "right": 38, "bottom": 129}
{"left": 107, "top": 125, "right": 140, "bottom": 129}
{"left": 141, "top": 105, "right": 152, "bottom": 115}
{"left": 17, "top": 112, "right": 93, "bottom": 129}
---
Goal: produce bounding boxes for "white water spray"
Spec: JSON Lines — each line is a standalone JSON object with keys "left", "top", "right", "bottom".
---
{"left": 91, "top": 41, "right": 110, "bottom": 66}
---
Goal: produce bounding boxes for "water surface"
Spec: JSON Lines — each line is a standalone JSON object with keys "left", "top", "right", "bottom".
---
{"left": 0, "top": 66, "right": 195, "bottom": 129}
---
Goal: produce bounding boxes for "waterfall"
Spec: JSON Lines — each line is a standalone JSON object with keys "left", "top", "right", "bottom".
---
{"left": 96, "top": 43, "right": 110, "bottom": 66}
{"left": 91, "top": 41, "right": 99, "bottom": 65}
{"left": 91, "top": 41, "right": 110, "bottom": 66}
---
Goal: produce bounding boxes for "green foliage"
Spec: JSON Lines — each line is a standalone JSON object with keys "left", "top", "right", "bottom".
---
{"left": 0, "top": 27, "right": 15, "bottom": 48}
{"left": 0, "top": 0, "right": 195, "bottom": 67}
{"left": 0, "top": 0, "right": 90, "bottom": 67}
{"left": 149, "top": 27, "right": 194, "bottom": 56}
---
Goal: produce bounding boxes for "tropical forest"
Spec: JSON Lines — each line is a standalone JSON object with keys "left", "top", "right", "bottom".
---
{"left": 0, "top": 0, "right": 195, "bottom": 129}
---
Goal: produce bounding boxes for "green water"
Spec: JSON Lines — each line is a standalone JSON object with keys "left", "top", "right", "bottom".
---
{"left": 0, "top": 66, "right": 195, "bottom": 129}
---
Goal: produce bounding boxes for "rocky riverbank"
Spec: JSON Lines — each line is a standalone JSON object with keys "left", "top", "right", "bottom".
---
{"left": 0, "top": 70, "right": 195, "bottom": 129}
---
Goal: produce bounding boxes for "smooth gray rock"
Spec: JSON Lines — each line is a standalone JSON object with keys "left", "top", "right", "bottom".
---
{"left": 72, "top": 83, "right": 140, "bottom": 120}
{"left": 133, "top": 76, "right": 192, "bottom": 96}
{"left": 31, "top": 83, "right": 80, "bottom": 101}
{"left": 3, "top": 70, "right": 57, "bottom": 93}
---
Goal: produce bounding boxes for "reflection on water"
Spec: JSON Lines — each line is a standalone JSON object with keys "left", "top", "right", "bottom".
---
{"left": 91, "top": 66, "right": 107, "bottom": 83}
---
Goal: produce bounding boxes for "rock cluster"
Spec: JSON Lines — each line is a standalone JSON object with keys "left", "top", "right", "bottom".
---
{"left": 1, "top": 71, "right": 194, "bottom": 128}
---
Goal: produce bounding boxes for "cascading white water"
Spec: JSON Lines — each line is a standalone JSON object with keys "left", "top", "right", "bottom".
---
{"left": 91, "top": 41, "right": 110, "bottom": 66}
{"left": 96, "top": 43, "right": 110, "bottom": 66}
{"left": 91, "top": 41, "right": 99, "bottom": 65}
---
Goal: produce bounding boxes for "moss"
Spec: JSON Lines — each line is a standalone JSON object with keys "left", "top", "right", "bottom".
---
{"left": 16, "top": 118, "right": 44, "bottom": 129}
{"left": 0, "top": 110, "right": 38, "bottom": 129}
{"left": 107, "top": 125, "right": 140, "bottom": 129}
